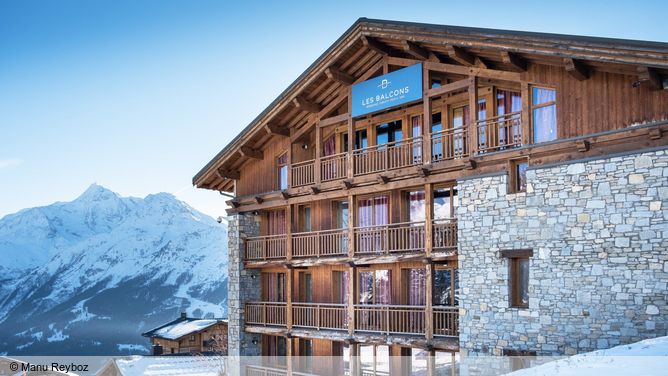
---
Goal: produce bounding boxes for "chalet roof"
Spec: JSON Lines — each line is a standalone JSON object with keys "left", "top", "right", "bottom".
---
{"left": 193, "top": 18, "right": 668, "bottom": 192}
{"left": 97, "top": 356, "right": 226, "bottom": 376}
{"left": 141, "top": 316, "right": 227, "bottom": 341}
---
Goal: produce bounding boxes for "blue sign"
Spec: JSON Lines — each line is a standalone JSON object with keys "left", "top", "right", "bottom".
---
{"left": 351, "top": 63, "right": 423, "bottom": 117}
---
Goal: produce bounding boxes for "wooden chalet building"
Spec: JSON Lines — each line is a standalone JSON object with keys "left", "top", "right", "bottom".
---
{"left": 194, "top": 18, "right": 668, "bottom": 374}
{"left": 141, "top": 313, "right": 228, "bottom": 355}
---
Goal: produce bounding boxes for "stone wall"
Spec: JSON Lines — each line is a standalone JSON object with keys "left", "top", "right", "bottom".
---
{"left": 457, "top": 149, "right": 668, "bottom": 356}
{"left": 227, "top": 213, "right": 261, "bottom": 357}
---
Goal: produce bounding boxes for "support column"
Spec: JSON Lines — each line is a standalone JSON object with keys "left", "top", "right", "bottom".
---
{"left": 227, "top": 213, "right": 262, "bottom": 376}
{"left": 427, "top": 349, "right": 436, "bottom": 376}
{"left": 468, "top": 76, "right": 478, "bottom": 156}
{"left": 286, "top": 267, "right": 293, "bottom": 332}
{"left": 347, "top": 88, "right": 354, "bottom": 179}
{"left": 315, "top": 123, "right": 322, "bottom": 184}
{"left": 425, "top": 260, "right": 434, "bottom": 342}
{"left": 422, "top": 65, "right": 432, "bottom": 165}
{"left": 349, "top": 343, "right": 361, "bottom": 376}
{"left": 347, "top": 194, "right": 356, "bottom": 338}
{"left": 286, "top": 337, "right": 293, "bottom": 374}
{"left": 286, "top": 204, "right": 292, "bottom": 262}
{"left": 521, "top": 81, "right": 531, "bottom": 146}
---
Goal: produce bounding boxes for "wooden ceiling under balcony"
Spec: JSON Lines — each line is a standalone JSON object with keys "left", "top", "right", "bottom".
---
{"left": 194, "top": 18, "right": 668, "bottom": 192}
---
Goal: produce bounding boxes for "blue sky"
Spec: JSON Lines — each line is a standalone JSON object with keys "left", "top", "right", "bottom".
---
{"left": 1, "top": 0, "right": 667, "bottom": 219}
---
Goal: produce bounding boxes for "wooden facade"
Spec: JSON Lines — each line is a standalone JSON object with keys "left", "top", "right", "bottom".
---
{"left": 194, "top": 18, "right": 668, "bottom": 372}
{"left": 142, "top": 316, "right": 228, "bottom": 355}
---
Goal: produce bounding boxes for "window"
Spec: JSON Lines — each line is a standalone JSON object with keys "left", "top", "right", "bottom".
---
{"left": 433, "top": 186, "right": 458, "bottom": 220}
{"left": 411, "top": 115, "right": 422, "bottom": 163}
{"left": 277, "top": 153, "right": 288, "bottom": 190}
{"left": 531, "top": 87, "right": 557, "bottom": 143}
{"left": 359, "top": 270, "right": 391, "bottom": 304}
{"left": 509, "top": 159, "right": 529, "bottom": 193}
{"left": 406, "top": 190, "right": 425, "bottom": 222}
{"left": 434, "top": 267, "right": 458, "bottom": 306}
{"left": 298, "top": 205, "right": 312, "bottom": 232}
{"left": 502, "top": 249, "right": 533, "bottom": 308}
{"left": 376, "top": 120, "right": 402, "bottom": 146}
{"left": 354, "top": 129, "right": 368, "bottom": 150}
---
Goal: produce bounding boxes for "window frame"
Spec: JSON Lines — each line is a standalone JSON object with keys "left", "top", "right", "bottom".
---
{"left": 276, "top": 152, "right": 289, "bottom": 190}
{"left": 501, "top": 249, "right": 533, "bottom": 309}
{"left": 529, "top": 85, "right": 557, "bottom": 144}
{"left": 508, "top": 158, "right": 529, "bottom": 194}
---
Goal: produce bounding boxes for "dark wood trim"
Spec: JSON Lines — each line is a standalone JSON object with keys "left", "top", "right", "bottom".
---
{"left": 501, "top": 51, "right": 527, "bottom": 72}
{"left": 565, "top": 58, "right": 590, "bottom": 81}
{"left": 500, "top": 249, "right": 533, "bottom": 258}
{"left": 325, "top": 66, "right": 355, "bottom": 85}
{"left": 239, "top": 146, "right": 263, "bottom": 160}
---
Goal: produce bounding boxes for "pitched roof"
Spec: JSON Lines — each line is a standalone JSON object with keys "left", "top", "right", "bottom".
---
{"left": 192, "top": 18, "right": 668, "bottom": 191}
{"left": 98, "top": 356, "right": 226, "bottom": 376}
{"left": 141, "top": 316, "right": 226, "bottom": 341}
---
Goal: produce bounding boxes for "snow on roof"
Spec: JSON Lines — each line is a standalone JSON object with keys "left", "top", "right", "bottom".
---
{"left": 151, "top": 319, "right": 220, "bottom": 340}
{"left": 112, "top": 356, "right": 226, "bottom": 376}
{"left": 506, "top": 336, "right": 668, "bottom": 376}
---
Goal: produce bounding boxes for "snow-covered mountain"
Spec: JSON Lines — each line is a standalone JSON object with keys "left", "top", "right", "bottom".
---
{"left": 0, "top": 184, "right": 228, "bottom": 355}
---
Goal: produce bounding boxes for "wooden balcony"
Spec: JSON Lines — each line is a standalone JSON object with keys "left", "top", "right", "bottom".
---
{"left": 476, "top": 111, "right": 522, "bottom": 153}
{"left": 320, "top": 152, "right": 348, "bottom": 182}
{"left": 246, "top": 301, "right": 287, "bottom": 326}
{"left": 292, "top": 229, "right": 348, "bottom": 258}
{"left": 430, "top": 126, "right": 469, "bottom": 162}
{"left": 291, "top": 160, "right": 315, "bottom": 187}
{"left": 246, "top": 234, "right": 288, "bottom": 261}
{"left": 353, "top": 221, "right": 425, "bottom": 256}
{"left": 353, "top": 137, "right": 422, "bottom": 176}
{"left": 245, "top": 220, "right": 457, "bottom": 263}
{"left": 292, "top": 302, "right": 347, "bottom": 330}
{"left": 245, "top": 302, "right": 459, "bottom": 338}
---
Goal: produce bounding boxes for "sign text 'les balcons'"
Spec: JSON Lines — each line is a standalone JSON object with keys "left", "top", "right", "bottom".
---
{"left": 351, "top": 63, "right": 423, "bottom": 118}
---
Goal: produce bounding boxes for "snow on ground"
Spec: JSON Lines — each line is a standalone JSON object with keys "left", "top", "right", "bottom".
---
{"left": 506, "top": 336, "right": 668, "bottom": 376}
{"left": 114, "top": 356, "right": 226, "bottom": 376}
{"left": 153, "top": 320, "right": 219, "bottom": 340}
{"left": 46, "top": 329, "right": 69, "bottom": 343}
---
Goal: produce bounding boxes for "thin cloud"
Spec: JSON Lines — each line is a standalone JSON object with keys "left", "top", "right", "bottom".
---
{"left": 0, "top": 158, "right": 21, "bottom": 169}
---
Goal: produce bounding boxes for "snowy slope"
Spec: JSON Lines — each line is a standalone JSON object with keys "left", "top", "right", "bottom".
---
{"left": 506, "top": 336, "right": 668, "bottom": 376}
{"left": 0, "top": 185, "right": 228, "bottom": 355}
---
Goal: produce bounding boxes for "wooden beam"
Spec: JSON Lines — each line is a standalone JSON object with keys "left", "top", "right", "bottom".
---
{"left": 341, "top": 179, "right": 354, "bottom": 190}
{"left": 423, "top": 60, "right": 522, "bottom": 82}
{"left": 292, "top": 95, "right": 322, "bottom": 113}
{"left": 264, "top": 123, "right": 289, "bottom": 137}
{"left": 254, "top": 196, "right": 264, "bottom": 204}
{"left": 216, "top": 168, "right": 240, "bottom": 180}
{"left": 501, "top": 51, "right": 527, "bottom": 72}
{"left": 310, "top": 186, "right": 321, "bottom": 194}
{"left": 401, "top": 40, "right": 430, "bottom": 60}
{"left": 377, "top": 174, "right": 390, "bottom": 184}
{"left": 426, "top": 78, "right": 470, "bottom": 98}
{"left": 239, "top": 146, "right": 263, "bottom": 160}
{"left": 576, "top": 140, "right": 590, "bottom": 152}
{"left": 474, "top": 57, "right": 489, "bottom": 69}
{"left": 446, "top": 45, "right": 475, "bottom": 66}
{"left": 280, "top": 191, "right": 291, "bottom": 200}
{"left": 361, "top": 35, "right": 392, "bottom": 56}
{"left": 325, "top": 66, "right": 355, "bottom": 85}
{"left": 649, "top": 128, "right": 662, "bottom": 140}
{"left": 637, "top": 66, "right": 662, "bottom": 90}
{"left": 564, "top": 58, "right": 590, "bottom": 81}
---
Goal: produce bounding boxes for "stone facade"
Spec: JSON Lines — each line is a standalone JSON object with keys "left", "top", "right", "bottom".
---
{"left": 227, "top": 213, "right": 261, "bottom": 357}
{"left": 458, "top": 149, "right": 668, "bottom": 356}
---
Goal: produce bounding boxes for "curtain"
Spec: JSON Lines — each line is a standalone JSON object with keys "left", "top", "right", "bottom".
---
{"left": 497, "top": 90, "right": 522, "bottom": 147}
{"left": 340, "top": 271, "right": 350, "bottom": 304}
{"left": 359, "top": 272, "right": 374, "bottom": 304}
{"left": 267, "top": 210, "right": 286, "bottom": 235}
{"left": 408, "top": 191, "right": 425, "bottom": 222}
{"left": 408, "top": 269, "right": 426, "bottom": 306}
{"left": 374, "top": 196, "right": 388, "bottom": 225}
{"left": 411, "top": 116, "right": 422, "bottom": 164}
{"left": 322, "top": 135, "right": 336, "bottom": 181}
{"left": 375, "top": 270, "right": 391, "bottom": 304}
{"left": 532, "top": 88, "right": 557, "bottom": 143}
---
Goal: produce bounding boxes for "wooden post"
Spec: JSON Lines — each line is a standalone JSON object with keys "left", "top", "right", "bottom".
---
{"left": 468, "top": 76, "right": 478, "bottom": 156}
{"left": 286, "top": 267, "right": 293, "bottom": 331}
{"left": 286, "top": 205, "right": 292, "bottom": 262}
{"left": 315, "top": 122, "right": 322, "bottom": 184}
{"left": 350, "top": 343, "right": 360, "bottom": 375}
{"left": 287, "top": 139, "right": 293, "bottom": 189}
{"left": 286, "top": 337, "right": 293, "bottom": 374}
{"left": 348, "top": 265, "right": 357, "bottom": 337}
{"left": 427, "top": 349, "right": 436, "bottom": 376}
{"left": 425, "top": 183, "right": 433, "bottom": 258}
{"left": 521, "top": 81, "right": 531, "bottom": 146}
{"left": 423, "top": 65, "right": 432, "bottom": 165}
{"left": 425, "top": 261, "right": 434, "bottom": 342}
{"left": 347, "top": 88, "right": 355, "bottom": 179}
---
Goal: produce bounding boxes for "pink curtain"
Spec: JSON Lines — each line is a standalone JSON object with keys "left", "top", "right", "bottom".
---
{"left": 373, "top": 196, "right": 388, "bottom": 225}
{"left": 408, "top": 191, "right": 425, "bottom": 222}
{"left": 267, "top": 210, "right": 286, "bottom": 235}
{"left": 411, "top": 115, "right": 422, "bottom": 163}
{"left": 408, "top": 269, "right": 426, "bottom": 306}
{"left": 323, "top": 135, "right": 336, "bottom": 156}
{"left": 497, "top": 90, "right": 522, "bottom": 147}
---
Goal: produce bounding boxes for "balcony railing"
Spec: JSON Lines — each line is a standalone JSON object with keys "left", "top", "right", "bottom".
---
{"left": 354, "top": 305, "right": 425, "bottom": 335}
{"left": 433, "top": 306, "right": 459, "bottom": 337}
{"left": 353, "top": 137, "right": 422, "bottom": 176}
{"left": 245, "top": 302, "right": 459, "bottom": 338}
{"left": 320, "top": 152, "right": 348, "bottom": 182}
{"left": 430, "top": 126, "right": 469, "bottom": 162}
{"left": 246, "top": 234, "right": 288, "bottom": 261}
{"left": 291, "top": 160, "right": 315, "bottom": 187}
{"left": 476, "top": 111, "right": 522, "bottom": 153}
{"left": 292, "top": 302, "right": 347, "bottom": 330}
{"left": 354, "top": 221, "right": 425, "bottom": 256}
{"left": 246, "top": 302, "right": 287, "bottom": 326}
{"left": 292, "top": 229, "right": 348, "bottom": 258}
{"left": 433, "top": 219, "right": 457, "bottom": 251}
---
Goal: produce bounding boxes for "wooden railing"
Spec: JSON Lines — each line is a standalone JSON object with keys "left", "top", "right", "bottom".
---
{"left": 246, "top": 234, "right": 288, "bottom": 261}
{"left": 476, "top": 111, "right": 522, "bottom": 153}
{"left": 433, "top": 219, "right": 458, "bottom": 251}
{"left": 433, "top": 306, "right": 459, "bottom": 337}
{"left": 430, "top": 126, "right": 469, "bottom": 162}
{"left": 353, "top": 137, "right": 422, "bottom": 176}
{"left": 320, "top": 153, "right": 348, "bottom": 182}
{"left": 354, "top": 222, "right": 425, "bottom": 256}
{"left": 292, "top": 229, "right": 348, "bottom": 258}
{"left": 291, "top": 159, "right": 315, "bottom": 187}
{"left": 246, "top": 302, "right": 287, "bottom": 326}
{"left": 292, "top": 303, "right": 348, "bottom": 330}
{"left": 354, "top": 305, "right": 426, "bottom": 335}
